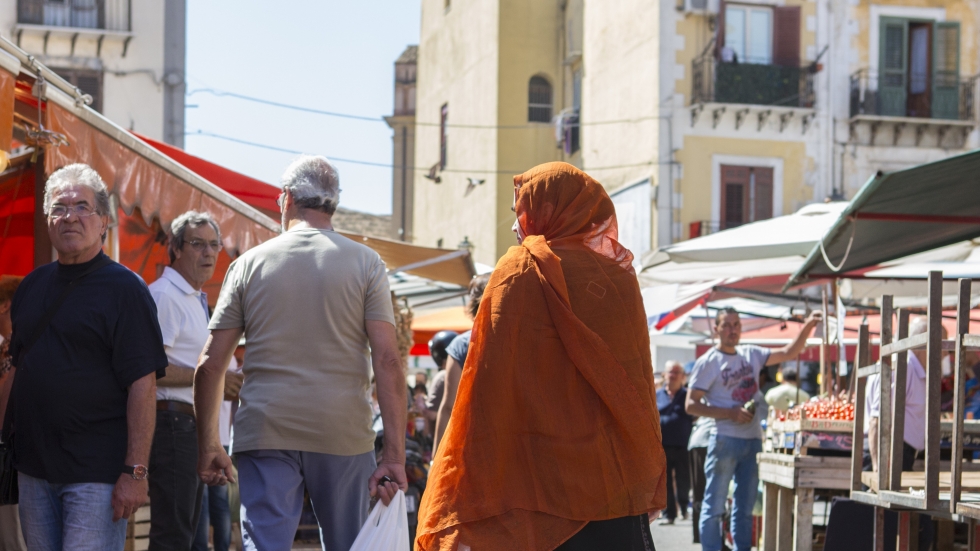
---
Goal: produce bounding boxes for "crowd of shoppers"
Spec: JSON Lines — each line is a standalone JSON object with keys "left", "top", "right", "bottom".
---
{"left": 1, "top": 157, "right": 841, "bottom": 551}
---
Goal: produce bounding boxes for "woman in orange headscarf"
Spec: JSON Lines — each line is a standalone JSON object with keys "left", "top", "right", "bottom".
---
{"left": 415, "top": 162, "right": 667, "bottom": 551}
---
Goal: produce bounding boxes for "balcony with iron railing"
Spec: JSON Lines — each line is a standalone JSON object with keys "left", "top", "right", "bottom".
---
{"left": 692, "top": 54, "right": 816, "bottom": 109}
{"left": 16, "top": 0, "right": 132, "bottom": 56}
{"left": 848, "top": 69, "right": 977, "bottom": 147}
{"left": 18, "top": 0, "right": 130, "bottom": 31}
{"left": 850, "top": 69, "right": 976, "bottom": 122}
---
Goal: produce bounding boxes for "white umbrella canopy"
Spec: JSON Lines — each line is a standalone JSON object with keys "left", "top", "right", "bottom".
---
{"left": 654, "top": 202, "right": 849, "bottom": 264}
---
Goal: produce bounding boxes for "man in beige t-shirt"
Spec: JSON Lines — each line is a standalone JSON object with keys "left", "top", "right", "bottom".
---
{"left": 193, "top": 156, "right": 407, "bottom": 551}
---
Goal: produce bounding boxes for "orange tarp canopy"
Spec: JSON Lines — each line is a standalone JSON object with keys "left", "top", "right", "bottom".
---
{"left": 410, "top": 306, "right": 472, "bottom": 356}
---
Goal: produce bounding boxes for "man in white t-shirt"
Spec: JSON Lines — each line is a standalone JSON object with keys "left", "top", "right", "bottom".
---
{"left": 864, "top": 318, "right": 938, "bottom": 551}
{"left": 686, "top": 307, "right": 821, "bottom": 551}
{"left": 148, "top": 211, "right": 243, "bottom": 551}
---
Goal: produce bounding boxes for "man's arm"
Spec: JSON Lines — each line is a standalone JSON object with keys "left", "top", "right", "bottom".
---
{"left": 194, "top": 328, "right": 242, "bottom": 486}
{"left": 433, "top": 357, "right": 462, "bottom": 453}
{"left": 365, "top": 320, "right": 408, "bottom": 506}
{"left": 767, "top": 311, "right": 823, "bottom": 366}
{"left": 685, "top": 388, "right": 753, "bottom": 424}
{"left": 111, "top": 372, "right": 156, "bottom": 522}
{"left": 156, "top": 364, "right": 195, "bottom": 387}
{"left": 158, "top": 364, "right": 243, "bottom": 399}
{"left": 869, "top": 416, "right": 879, "bottom": 472}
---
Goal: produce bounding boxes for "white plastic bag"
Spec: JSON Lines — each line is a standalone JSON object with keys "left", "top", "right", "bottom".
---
{"left": 349, "top": 489, "right": 410, "bottom": 551}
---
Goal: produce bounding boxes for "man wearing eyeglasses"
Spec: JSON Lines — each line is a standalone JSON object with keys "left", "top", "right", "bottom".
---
{"left": 146, "top": 211, "right": 240, "bottom": 551}
{"left": 0, "top": 164, "right": 167, "bottom": 550}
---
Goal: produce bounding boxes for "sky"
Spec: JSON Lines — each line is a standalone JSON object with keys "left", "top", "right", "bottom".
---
{"left": 185, "top": 1, "right": 421, "bottom": 215}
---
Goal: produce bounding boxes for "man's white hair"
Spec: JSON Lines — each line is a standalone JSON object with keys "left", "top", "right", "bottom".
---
{"left": 909, "top": 317, "right": 929, "bottom": 337}
{"left": 281, "top": 155, "right": 340, "bottom": 214}
{"left": 43, "top": 163, "right": 110, "bottom": 216}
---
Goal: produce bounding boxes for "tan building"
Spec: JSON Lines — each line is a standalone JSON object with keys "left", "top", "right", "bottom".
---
{"left": 0, "top": 0, "right": 186, "bottom": 145}
{"left": 407, "top": 0, "right": 979, "bottom": 266}
{"left": 386, "top": 46, "right": 418, "bottom": 242}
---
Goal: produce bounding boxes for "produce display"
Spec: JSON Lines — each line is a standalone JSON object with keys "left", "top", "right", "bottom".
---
{"left": 778, "top": 395, "right": 855, "bottom": 422}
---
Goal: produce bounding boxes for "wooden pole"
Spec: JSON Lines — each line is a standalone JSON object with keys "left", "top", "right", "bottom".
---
{"left": 951, "top": 278, "right": 971, "bottom": 513}
{"left": 925, "top": 271, "right": 943, "bottom": 510}
{"left": 891, "top": 308, "right": 910, "bottom": 490}
{"left": 878, "top": 296, "right": 893, "bottom": 493}
{"left": 851, "top": 323, "right": 870, "bottom": 492}
{"left": 821, "top": 285, "right": 830, "bottom": 396}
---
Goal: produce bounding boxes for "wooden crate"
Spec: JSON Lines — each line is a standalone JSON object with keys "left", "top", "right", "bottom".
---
{"left": 125, "top": 502, "right": 151, "bottom": 551}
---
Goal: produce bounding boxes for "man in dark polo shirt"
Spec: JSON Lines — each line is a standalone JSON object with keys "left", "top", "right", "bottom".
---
{"left": 0, "top": 164, "right": 167, "bottom": 550}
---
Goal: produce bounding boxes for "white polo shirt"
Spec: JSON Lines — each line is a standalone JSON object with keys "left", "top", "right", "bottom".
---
{"left": 148, "top": 267, "right": 210, "bottom": 405}
{"left": 866, "top": 351, "right": 927, "bottom": 451}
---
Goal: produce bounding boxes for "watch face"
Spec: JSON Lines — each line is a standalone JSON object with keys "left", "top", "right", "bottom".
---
{"left": 132, "top": 465, "right": 148, "bottom": 480}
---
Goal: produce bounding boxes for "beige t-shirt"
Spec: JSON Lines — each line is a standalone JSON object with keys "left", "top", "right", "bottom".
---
{"left": 209, "top": 227, "right": 395, "bottom": 456}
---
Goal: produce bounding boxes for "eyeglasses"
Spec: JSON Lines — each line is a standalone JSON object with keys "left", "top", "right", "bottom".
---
{"left": 48, "top": 204, "right": 99, "bottom": 220}
{"left": 185, "top": 239, "right": 223, "bottom": 252}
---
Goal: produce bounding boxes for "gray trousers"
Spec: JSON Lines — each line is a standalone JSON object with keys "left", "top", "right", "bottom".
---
{"left": 236, "top": 449, "right": 376, "bottom": 551}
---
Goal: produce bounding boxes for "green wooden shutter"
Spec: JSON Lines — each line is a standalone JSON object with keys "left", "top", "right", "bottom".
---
{"left": 932, "top": 22, "right": 960, "bottom": 120}
{"left": 879, "top": 17, "right": 908, "bottom": 117}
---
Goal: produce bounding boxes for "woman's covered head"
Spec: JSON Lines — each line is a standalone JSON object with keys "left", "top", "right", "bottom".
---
{"left": 513, "top": 162, "right": 614, "bottom": 240}
{"left": 512, "top": 162, "right": 633, "bottom": 272}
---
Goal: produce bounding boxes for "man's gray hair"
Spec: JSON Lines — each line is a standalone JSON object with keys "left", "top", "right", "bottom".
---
{"left": 43, "top": 163, "right": 110, "bottom": 217}
{"left": 281, "top": 155, "right": 340, "bottom": 214}
{"left": 909, "top": 317, "right": 929, "bottom": 337}
{"left": 168, "top": 210, "right": 222, "bottom": 264}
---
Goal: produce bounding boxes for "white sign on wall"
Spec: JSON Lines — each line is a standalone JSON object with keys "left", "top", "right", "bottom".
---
{"left": 610, "top": 178, "right": 652, "bottom": 267}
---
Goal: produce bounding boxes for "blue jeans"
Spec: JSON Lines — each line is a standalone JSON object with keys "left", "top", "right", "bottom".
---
{"left": 699, "top": 435, "right": 761, "bottom": 551}
{"left": 17, "top": 472, "right": 127, "bottom": 551}
{"left": 193, "top": 482, "right": 232, "bottom": 551}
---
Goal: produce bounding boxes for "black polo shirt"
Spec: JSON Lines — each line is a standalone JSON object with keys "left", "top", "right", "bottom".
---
{"left": 8, "top": 252, "right": 167, "bottom": 484}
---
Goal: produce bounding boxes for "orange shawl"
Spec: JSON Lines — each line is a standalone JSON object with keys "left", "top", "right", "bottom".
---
{"left": 415, "top": 162, "right": 666, "bottom": 551}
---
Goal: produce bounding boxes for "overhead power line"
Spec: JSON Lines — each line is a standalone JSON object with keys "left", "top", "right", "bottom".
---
{"left": 185, "top": 130, "right": 669, "bottom": 173}
{"left": 187, "top": 88, "right": 664, "bottom": 129}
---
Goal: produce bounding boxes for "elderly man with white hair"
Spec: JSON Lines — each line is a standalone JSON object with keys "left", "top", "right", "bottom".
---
{"left": 146, "top": 210, "right": 240, "bottom": 551}
{"left": 194, "top": 155, "right": 407, "bottom": 551}
{"left": 0, "top": 163, "right": 167, "bottom": 550}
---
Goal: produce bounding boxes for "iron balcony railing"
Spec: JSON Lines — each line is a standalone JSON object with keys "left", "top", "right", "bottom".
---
{"left": 692, "top": 55, "right": 816, "bottom": 108}
{"left": 18, "top": 0, "right": 130, "bottom": 32}
{"left": 850, "top": 69, "right": 977, "bottom": 122}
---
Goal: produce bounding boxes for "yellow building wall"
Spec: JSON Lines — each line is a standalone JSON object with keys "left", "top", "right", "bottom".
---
{"left": 495, "top": 0, "right": 565, "bottom": 261}
{"left": 580, "top": 0, "right": 661, "bottom": 193}
{"left": 850, "top": 0, "right": 978, "bottom": 75}
{"left": 413, "top": 0, "right": 502, "bottom": 265}
{"left": 676, "top": 136, "right": 813, "bottom": 237}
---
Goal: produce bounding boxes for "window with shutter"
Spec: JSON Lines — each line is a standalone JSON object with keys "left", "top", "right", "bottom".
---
{"left": 721, "top": 164, "right": 774, "bottom": 229}
{"left": 879, "top": 17, "right": 909, "bottom": 117}
{"left": 439, "top": 103, "right": 448, "bottom": 170}
{"left": 932, "top": 22, "right": 960, "bottom": 119}
{"left": 52, "top": 68, "right": 103, "bottom": 112}
{"left": 528, "top": 76, "right": 552, "bottom": 123}
{"left": 772, "top": 6, "right": 800, "bottom": 67}
{"left": 752, "top": 167, "right": 774, "bottom": 221}
{"left": 724, "top": 5, "right": 772, "bottom": 65}
{"left": 720, "top": 165, "right": 749, "bottom": 229}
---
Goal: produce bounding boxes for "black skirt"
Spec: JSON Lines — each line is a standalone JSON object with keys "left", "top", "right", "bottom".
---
{"left": 555, "top": 513, "right": 656, "bottom": 551}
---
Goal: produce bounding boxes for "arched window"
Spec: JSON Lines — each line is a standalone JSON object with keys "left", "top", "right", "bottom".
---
{"left": 528, "top": 76, "right": 552, "bottom": 122}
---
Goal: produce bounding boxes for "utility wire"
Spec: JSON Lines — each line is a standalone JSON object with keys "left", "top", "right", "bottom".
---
{"left": 187, "top": 88, "right": 663, "bottom": 129}
{"left": 185, "top": 130, "right": 669, "bottom": 173}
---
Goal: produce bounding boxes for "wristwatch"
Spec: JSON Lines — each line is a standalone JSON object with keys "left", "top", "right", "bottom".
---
{"left": 123, "top": 464, "right": 148, "bottom": 480}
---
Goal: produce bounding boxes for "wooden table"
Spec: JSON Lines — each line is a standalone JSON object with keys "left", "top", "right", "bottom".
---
{"left": 758, "top": 453, "right": 851, "bottom": 551}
